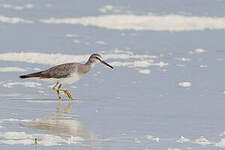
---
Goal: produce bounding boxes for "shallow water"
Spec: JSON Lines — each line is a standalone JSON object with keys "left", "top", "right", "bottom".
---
{"left": 0, "top": 0, "right": 225, "bottom": 150}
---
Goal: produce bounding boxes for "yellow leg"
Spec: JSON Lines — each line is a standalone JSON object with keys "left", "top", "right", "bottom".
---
{"left": 53, "top": 83, "right": 62, "bottom": 101}
{"left": 59, "top": 89, "right": 72, "bottom": 99}
{"left": 57, "top": 90, "right": 62, "bottom": 101}
{"left": 52, "top": 82, "right": 72, "bottom": 100}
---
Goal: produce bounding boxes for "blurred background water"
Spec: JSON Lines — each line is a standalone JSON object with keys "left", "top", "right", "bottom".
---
{"left": 0, "top": 0, "right": 225, "bottom": 150}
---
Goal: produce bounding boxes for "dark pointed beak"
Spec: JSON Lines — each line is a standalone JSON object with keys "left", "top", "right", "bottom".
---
{"left": 100, "top": 60, "right": 113, "bottom": 69}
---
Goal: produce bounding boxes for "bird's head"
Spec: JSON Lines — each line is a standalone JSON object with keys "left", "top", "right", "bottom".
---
{"left": 88, "top": 53, "right": 113, "bottom": 69}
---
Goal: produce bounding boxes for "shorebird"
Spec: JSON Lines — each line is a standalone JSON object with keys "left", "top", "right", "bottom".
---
{"left": 20, "top": 53, "right": 113, "bottom": 101}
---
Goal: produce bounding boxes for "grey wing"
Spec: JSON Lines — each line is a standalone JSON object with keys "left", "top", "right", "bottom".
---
{"left": 40, "top": 63, "right": 78, "bottom": 78}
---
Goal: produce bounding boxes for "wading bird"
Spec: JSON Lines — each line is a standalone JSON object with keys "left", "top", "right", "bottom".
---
{"left": 20, "top": 54, "right": 113, "bottom": 101}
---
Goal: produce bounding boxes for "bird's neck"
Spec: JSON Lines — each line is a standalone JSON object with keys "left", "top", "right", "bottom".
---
{"left": 85, "top": 61, "right": 95, "bottom": 69}
{"left": 85, "top": 60, "right": 96, "bottom": 68}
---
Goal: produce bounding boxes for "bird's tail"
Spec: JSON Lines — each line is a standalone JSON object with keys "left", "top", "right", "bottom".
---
{"left": 20, "top": 71, "right": 42, "bottom": 79}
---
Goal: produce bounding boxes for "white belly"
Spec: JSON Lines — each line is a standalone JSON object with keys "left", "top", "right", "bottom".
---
{"left": 58, "top": 73, "right": 81, "bottom": 85}
{"left": 38, "top": 73, "right": 82, "bottom": 85}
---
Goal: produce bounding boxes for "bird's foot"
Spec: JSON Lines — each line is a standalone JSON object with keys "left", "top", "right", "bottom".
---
{"left": 60, "top": 89, "right": 72, "bottom": 99}
{"left": 53, "top": 85, "right": 72, "bottom": 100}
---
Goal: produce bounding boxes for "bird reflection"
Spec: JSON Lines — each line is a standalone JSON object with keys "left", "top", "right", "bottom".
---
{"left": 21, "top": 101, "right": 96, "bottom": 145}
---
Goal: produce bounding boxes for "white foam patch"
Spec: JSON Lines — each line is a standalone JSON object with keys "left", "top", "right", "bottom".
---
{"left": 2, "top": 82, "right": 41, "bottom": 88}
{"left": 0, "top": 139, "right": 33, "bottom": 145}
{"left": 65, "top": 34, "right": 80, "bottom": 38}
{"left": 33, "top": 67, "right": 41, "bottom": 71}
{"left": 40, "top": 14, "right": 225, "bottom": 31}
{"left": 176, "top": 136, "right": 190, "bottom": 143}
{"left": 176, "top": 57, "right": 191, "bottom": 62}
{"left": 194, "top": 136, "right": 212, "bottom": 145}
{"left": 0, "top": 4, "right": 33, "bottom": 10}
{"left": 0, "top": 16, "right": 33, "bottom": 24}
{"left": 73, "top": 40, "right": 80, "bottom": 43}
{"left": 111, "top": 61, "right": 167, "bottom": 68}
{"left": 98, "top": 5, "right": 121, "bottom": 13}
{"left": 0, "top": 50, "right": 166, "bottom": 75}
{"left": 98, "top": 5, "right": 113, "bottom": 13}
{"left": 178, "top": 82, "right": 192, "bottom": 88}
{"left": 146, "top": 135, "right": 160, "bottom": 142}
{"left": 95, "top": 40, "right": 107, "bottom": 45}
{"left": 0, "top": 118, "right": 31, "bottom": 123}
{"left": 189, "top": 48, "right": 207, "bottom": 54}
{"left": 37, "top": 134, "right": 67, "bottom": 146}
{"left": 0, "top": 132, "right": 32, "bottom": 139}
{"left": 0, "top": 67, "right": 26, "bottom": 72}
{"left": 134, "top": 137, "right": 141, "bottom": 144}
{"left": 0, "top": 52, "right": 88, "bottom": 65}
{"left": 200, "top": 65, "right": 208, "bottom": 68}
{"left": 104, "top": 53, "right": 158, "bottom": 59}
{"left": 215, "top": 138, "right": 225, "bottom": 148}
{"left": 0, "top": 131, "right": 79, "bottom": 146}
{"left": 137, "top": 69, "right": 151, "bottom": 74}
{"left": 168, "top": 148, "right": 181, "bottom": 150}
{"left": 219, "top": 131, "right": 225, "bottom": 136}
